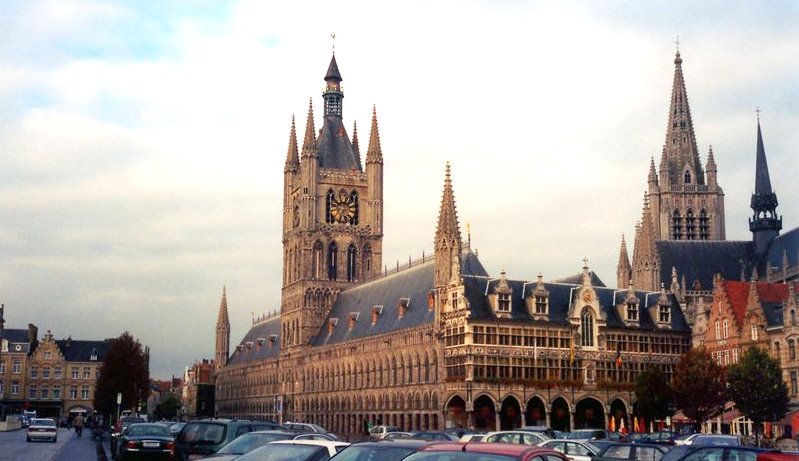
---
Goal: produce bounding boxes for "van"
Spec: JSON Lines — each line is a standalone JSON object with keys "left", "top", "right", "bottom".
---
{"left": 369, "top": 425, "right": 400, "bottom": 439}
{"left": 175, "top": 419, "right": 283, "bottom": 460}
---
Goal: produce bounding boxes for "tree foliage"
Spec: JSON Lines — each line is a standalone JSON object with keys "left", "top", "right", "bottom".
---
{"left": 154, "top": 394, "right": 180, "bottom": 421}
{"left": 727, "top": 347, "right": 789, "bottom": 427}
{"left": 635, "top": 365, "right": 674, "bottom": 423}
{"left": 670, "top": 347, "right": 726, "bottom": 426}
{"left": 94, "top": 332, "right": 150, "bottom": 416}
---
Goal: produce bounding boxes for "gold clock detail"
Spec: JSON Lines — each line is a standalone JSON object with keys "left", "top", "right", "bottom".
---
{"left": 330, "top": 193, "right": 356, "bottom": 223}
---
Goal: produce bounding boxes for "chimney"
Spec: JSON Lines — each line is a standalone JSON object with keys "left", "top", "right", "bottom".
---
{"left": 27, "top": 323, "right": 38, "bottom": 345}
{"left": 0, "top": 303, "right": 5, "bottom": 336}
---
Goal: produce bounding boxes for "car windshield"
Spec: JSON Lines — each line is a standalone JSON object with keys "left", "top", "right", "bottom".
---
{"left": 179, "top": 422, "right": 226, "bottom": 444}
{"left": 404, "top": 453, "right": 516, "bottom": 461}
{"left": 126, "top": 425, "right": 171, "bottom": 437}
{"left": 237, "top": 444, "right": 323, "bottom": 461}
{"left": 331, "top": 445, "right": 418, "bottom": 461}
{"left": 566, "top": 430, "right": 600, "bottom": 439}
{"left": 218, "top": 433, "right": 294, "bottom": 454}
{"left": 31, "top": 419, "right": 56, "bottom": 427}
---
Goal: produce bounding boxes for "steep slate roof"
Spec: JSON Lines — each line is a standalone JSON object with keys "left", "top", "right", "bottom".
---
{"left": 317, "top": 117, "right": 360, "bottom": 170}
{"left": 767, "top": 227, "right": 799, "bottom": 274}
{"left": 2, "top": 328, "right": 31, "bottom": 343}
{"left": 464, "top": 277, "right": 689, "bottom": 333}
{"left": 551, "top": 271, "right": 607, "bottom": 287}
{"left": 657, "top": 240, "right": 755, "bottom": 290}
{"left": 55, "top": 339, "right": 109, "bottom": 362}
{"left": 227, "top": 316, "right": 281, "bottom": 365}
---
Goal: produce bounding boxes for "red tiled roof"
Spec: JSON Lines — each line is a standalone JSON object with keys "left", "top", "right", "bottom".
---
{"left": 722, "top": 281, "right": 789, "bottom": 326}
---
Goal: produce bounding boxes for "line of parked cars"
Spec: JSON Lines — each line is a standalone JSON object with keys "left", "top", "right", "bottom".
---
{"left": 106, "top": 419, "right": 799, "bottom": 461}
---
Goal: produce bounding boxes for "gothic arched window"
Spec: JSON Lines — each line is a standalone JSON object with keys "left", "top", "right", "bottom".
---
{"left": 325, "top": 189, "right": 335, "bottom": 223}
{"left": 684, "top": 170, "right": 692, "bottom": 184}
{"left": 671, "top": 209, "right": 683, "bottom": 240}
{"left": 699, "top": 209, "right": 710, "bottom": 240}
{"left": 581, "top": 308, "right": 594, "bottom": 347}
{"left": 311, "top": 241, "right": 323, "bottom": 280}
{"left": 327, "top": 241, "right": 338, "bottom": 281}
{"left": 346, "top": 244, "right": 357, "bottom": 282}
{"left": 350, "top": 190, "right": 359, "bottom": 225}
{"left": 685, "top": 209, "right": 696, "bottom": 240}
{"left": 362, "top": 244, "right": 372, "bottom": 279}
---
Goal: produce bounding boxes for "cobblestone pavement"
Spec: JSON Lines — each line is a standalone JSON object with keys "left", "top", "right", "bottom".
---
{"left": 0, "top": 427, "right": 106, "bottom": 461}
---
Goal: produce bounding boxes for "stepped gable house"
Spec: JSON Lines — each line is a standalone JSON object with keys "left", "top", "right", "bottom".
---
{"left": 213, "top": 53, "right": 693, "bottom": 435}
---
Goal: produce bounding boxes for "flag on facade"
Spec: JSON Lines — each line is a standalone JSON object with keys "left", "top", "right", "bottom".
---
{"left": 609, "top": 415, "right": 616, "bottom": 432}
{"left": 619, "top": 417, "right": 627, "bottom": 435}
{"left": 640, "top": 417, "right": 646, "bottom": 433}
{"left": 534, "top": 340, "right": 538, "bottom": 363}
{"left": 615, "top": 344, "right": 622, "bottom": 367}
{"left": 569, "top": 340, "right": 575, "bottom": 365}
{"left": 633, "top": 416, "right": 639, "bottom": 432}
{"left": 650, "top": 420, "right": 655, "bottom": 432}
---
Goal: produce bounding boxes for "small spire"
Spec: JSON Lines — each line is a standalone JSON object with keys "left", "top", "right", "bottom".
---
{"left": 285, "top": 115, "right": 299, "bottom": 170}
{"left": 217, "top": 286, "right": 230, "bottom": 326}
{"left": 352, "top": 120, "right": 362, "bottom": 169}
{"left": 366, "top": 105, "right": 382, "bottom": 161}
{"left": 301, "top": 98, "right": 317, "bottom": 157}
{"left": 648, "top": 157, "right": 658, "bottom": 183}
{"left": 706, "top": 145, "right": 716, "bottom": 169}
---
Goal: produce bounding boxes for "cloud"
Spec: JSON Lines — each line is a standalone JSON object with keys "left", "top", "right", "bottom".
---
{"left": 0, "top": 0, "right": 797, "bottom": 378}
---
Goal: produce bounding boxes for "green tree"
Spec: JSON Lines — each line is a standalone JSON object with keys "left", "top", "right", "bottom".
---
{"left": 670, "top": 347, "right": 726, "bottom": 428}
{"left": 727, "top": 347, "right": 789, "bottom": 443}
{"left": 635, "top": 365, "right": 674, "bottom": 424}
{"left": 94, "top": 332, "right": 150, "bottom": 419}
{"left": 154, "top": 394, "right": 180, "bottom": 421}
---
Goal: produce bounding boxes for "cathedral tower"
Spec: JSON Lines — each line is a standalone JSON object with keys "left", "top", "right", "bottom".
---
{"left": 280, "top": 54, "right": 384, "bottom": 353}
{"left": 215, "top": 286, "right": 230, "bottom": 370}
{"left": 749, "top": 118, "right": 781, "bottom": 259}
{"left": 647, "top": 51, "right": 726, "bottom": 242}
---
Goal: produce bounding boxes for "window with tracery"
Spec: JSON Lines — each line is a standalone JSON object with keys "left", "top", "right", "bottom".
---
{"left": 699, "top": 210, "right": 710, "bottom": 240}
{"left": 581, "top": 308, "right": 594, "bottom": 347}
{"left": 685, "top": 209, "right": 696, "bottom": 240}
{"left": 346, "top": 244, "right": 357, "bottom": 282}
{"left": 672, "top": 210, "right": 683, "bottom": 240}
{"left": 325, "top": 189, "right": 335, "bottom": 223}
{"left": 327, "top": 241, "right": 338, "bottom": 281}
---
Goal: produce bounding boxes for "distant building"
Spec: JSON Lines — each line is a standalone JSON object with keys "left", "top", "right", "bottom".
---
{"left": 214, "top": 53, "right": 693, "bottom": 435}
{"left": 182, "top": 359, "right": 214, "bottom": 420}
{"left": 0, "top": 307, "right": 38, "bottom": 415}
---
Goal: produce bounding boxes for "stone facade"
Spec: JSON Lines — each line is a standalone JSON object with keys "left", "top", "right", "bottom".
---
{"left": 214, "top": 53, "right": 693, "bottom": 437}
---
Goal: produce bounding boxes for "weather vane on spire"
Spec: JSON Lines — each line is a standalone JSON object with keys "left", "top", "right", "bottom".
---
{"left": 331, "top": 33, "right": 336, "bottom": 54}
{"left": 756, "top": 106, "right": 761, "bottom": 121}
{"left": 674, "top": 34, "right": 680, "bottom": 52}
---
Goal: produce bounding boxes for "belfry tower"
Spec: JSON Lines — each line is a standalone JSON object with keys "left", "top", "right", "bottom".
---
{"left": 646, "top": 50, "right": 726, "bottom": 243}
{"left": 749, "top": 118, "right": 781, "bottom": 259}
{"left": 280, "top": 54, "right": 384, "bottom": 353}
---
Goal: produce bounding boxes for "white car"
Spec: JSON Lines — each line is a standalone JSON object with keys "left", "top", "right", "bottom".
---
{"left": 26, "top": 418, "right": 58, "bottom": 443}
{"left": 538, "top": 439, "right": 600, "bottom": 461}
{"left": 484, "top": 430, "right": 550, "bottom": 445}
{"left": 232, "top": 439, "right": 350, "bottom": 461}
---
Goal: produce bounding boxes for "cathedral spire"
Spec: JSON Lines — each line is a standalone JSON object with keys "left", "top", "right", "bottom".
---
{"left": 366, "top": 106, "right": 383, "bottom": 162}
{"left": 617, "top": 234, "right": 632, "bottom": 289}
{"left": 285, "top": 115, "right": 299, "bottom": 171}
{"left": 301, "top": 98, "right": 317, "bottom": 157}
{"left": 661, "top": 50, "right": 703, "bottom": 186}
{"left": 217, "top": 285, "right": 229, "bottom": 326}
{"left": 215, "top": 286, "right": 231, "bottom": 370}
{"left": 750, "top": 118, "right": 781, "bottom": 257}
{"left": 435, "top": 162, "right": 463, "bottom": 287}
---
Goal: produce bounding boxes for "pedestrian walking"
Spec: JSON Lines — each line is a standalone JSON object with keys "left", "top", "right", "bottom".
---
{"left": 73, "top": 413, "right": 85, "bottom": 438}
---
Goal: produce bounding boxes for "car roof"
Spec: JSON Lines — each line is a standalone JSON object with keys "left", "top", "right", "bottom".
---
{"left": 246, "top": 430, "right": 294, "bottom": 435}
{"left": 269, "top": 440, "right": 349, "bottom": 448}
{"left": 420, "top": 442, "right": 561, "bottom": 456}
{"left": 351, "top": 440, "right": 431, "bottom": 448}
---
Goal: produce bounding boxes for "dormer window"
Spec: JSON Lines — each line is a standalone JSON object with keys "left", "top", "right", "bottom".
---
{"left": 44, "top": 351, "right": 51, "bottom": 360}
{"left": 90, "top": 348, "right": 98, "bottom": 361}
{"left": 498, "top": 293, "right": 511, "bottom": 313}
{"left": 751, "top": 324, "right": 759, "bottom": 341}
{"left": 627, "top": 302, "right": 638, "bottom": 321}
{"left": 451, "top": 292, "right": 458, "bottom": 310}
{"left": 659, "top": 305, "right": 671, "bottom": 323}
{"left": 534, "top": 295, "right": 548, "bottom": 315}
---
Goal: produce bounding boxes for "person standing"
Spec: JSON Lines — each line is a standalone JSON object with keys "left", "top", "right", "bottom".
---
{"left": 73, "top": 413, "right": 85, "bottom": 438}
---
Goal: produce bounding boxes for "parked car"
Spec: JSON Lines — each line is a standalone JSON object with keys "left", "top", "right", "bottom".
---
{"left": 234, "top": 439, "right": 348, "bottom": 461}
{"left": 673, "top": 433, "right": 701, "bottom": 446}
{"left": 198, "top": 430, "right": 298, "bottom": 460}
{"left": 538, "top": 439, "right": 600, "bottom": 461}
{"left": 329, "top": 440, "right": 429, "bottom": 461}
{"left": 640, "top": 431, "right": 680, "bottom": 445}
{"left": 484, "top": 430, "right": 550, "bottom": 445}
{"left": 174, "top": 419, "right": 284, "bottom": 460}
{"left": 402, "top": 443, "right": 571, "bottom": 461}
{"left": 564, "top": 429, "right": 620, "bottom": 442}
{"left": 383, "top": 431, "right": 415, "bottom": 440}
{"left": 369, "top": 425, "right": 401, "bottom": 439}
{"left": 169, "top": 422, "right": 186, "bottom": 437}
{"left": 660, "top": 444, "right": 772, "bottom": 461}
{"left": 592, "top": 442, "right": 670, "bottom": 461}
{"left": 409, "top": 431, "right": 460, "bottom": 441}
{"left": 283, "top": 422, "right": 335, "bottom": 438}
{"left": 691, "top": 434, "right": 746, "bottom": 446}
{"left": 26, "top": 418, "right": 58, "bottom": 443}
{"left": 460, "top": 433, "right": 487, "bottom": 442}
{"left": 116, "top": 423, "right": 175, "bottom": 461}
{"left": 111, "top": 416, "right": 147, "bottom": 458}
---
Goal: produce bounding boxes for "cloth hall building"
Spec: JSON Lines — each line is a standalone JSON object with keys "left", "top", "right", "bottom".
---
{"left": 212, "top": 53, "right": 701, "bottom": 436}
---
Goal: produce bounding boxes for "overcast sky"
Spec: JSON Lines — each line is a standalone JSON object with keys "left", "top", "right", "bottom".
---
{"left": 1, "top": 1, "right": 797, "bottom": 379}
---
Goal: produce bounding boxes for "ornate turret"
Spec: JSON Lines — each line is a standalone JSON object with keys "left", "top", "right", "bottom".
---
{"left": 365, "top": 106, "right": 384, "bottom": 236}
{"left": 435, "top": 162, "right": 463, "bottom": 288}
{"left": 617, "top": 234, "right": 632, "bottom": 289}
{"left": 215, "top": 286, "right": 231, "bottom": 370}
{"left": 706, "top": 145, "right": 717, "bottom": 186}
{"left": 749, "top": 118, "right": 782, "bottom": 258}
{"left": 317, "top": 54, "right": 359, "bottom": 170}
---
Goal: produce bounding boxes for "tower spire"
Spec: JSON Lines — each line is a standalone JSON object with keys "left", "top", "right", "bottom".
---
{"left": 749, "top": 117, "right": 781, "bottom": 258}
{"left": 352, "top": 120, "right": 362, "bottom": 170}
{"left": 366, "top": 106, "right": 382, "bottom": 162}
{"left": 285, "top": 115, "right": 299, "bottom": 171}
{"left": 301, "top": 98, "right": 317, "bottom": 157}
{"left": 617, "top": 234, "right": 632, "bottom": 289}
{"left": 661, "top": 49, "right": 703, "bottom": 186}
{"left": 435, "top": 162, "right": 463, "bottom": 287}
{"left": 215, "top": 286, "right": 231, "bottom": 370}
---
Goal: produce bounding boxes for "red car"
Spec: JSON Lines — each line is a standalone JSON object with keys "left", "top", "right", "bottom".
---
{"left": 402, "top": 442, "right": 572, "bottom": 461}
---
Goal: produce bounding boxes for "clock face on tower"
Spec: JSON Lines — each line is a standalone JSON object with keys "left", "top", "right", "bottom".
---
{"left": 331, "top": 193, "right": 356, "bottom": 223}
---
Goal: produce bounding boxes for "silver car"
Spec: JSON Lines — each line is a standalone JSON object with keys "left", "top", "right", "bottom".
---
{"left": 26, "top": 418, "right": 58, "bottom": 442}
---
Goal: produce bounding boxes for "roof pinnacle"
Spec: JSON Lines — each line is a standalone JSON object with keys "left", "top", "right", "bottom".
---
{"left": 435, "top": 162, "right": 462, "bottom": 247}
{"left": 285, "top": 115, "right": 299, "bottom": 170}
{"left": 366, "top": 105, "right": 382, "bottom": 162}
{"left": 301, "top": 98, "right": 317, "bottom": 157}
{"left": 217, "top": 286, "right": 230, "bottom": 326}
